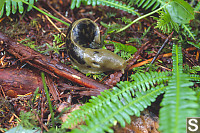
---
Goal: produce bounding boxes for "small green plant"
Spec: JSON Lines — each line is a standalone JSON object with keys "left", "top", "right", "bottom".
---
{"left": 127, "top": 26, "right": 151, "bottom": 45}
{"left": 18, "top": 111, "right": 38, "bottom": 129}
{"left": 41, "top": 42, "right": 64, "bottom": 55}
{"left": 19, "top": 34, "right": 65, "bottom": 54}
{"left": 86, "top": 73, "right": 106, "bottom": 80}
{"left": 104, "top": 40, "right": 137, "bottom": 60}
{"left": 100, "top": 21, "right": 122, "bottom": 34}
{"left": 41, "top": 72, "right": 55, "bottom": 127}
{"left": 153, "top": 10, "right": 179, "bottom": 34}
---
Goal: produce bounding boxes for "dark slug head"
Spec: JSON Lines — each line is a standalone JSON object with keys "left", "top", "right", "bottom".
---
{"left": 68, "top": 18, "right": 102, "bottom": 49}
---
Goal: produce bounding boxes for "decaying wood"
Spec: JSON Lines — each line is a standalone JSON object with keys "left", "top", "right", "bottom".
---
{"left": 0, "top": 32, "right": 110, "bottom": 91}
{"left": 0, "top": 67, "right": 43, "bottom": 96}
{"left": 45, "top": 74, "right": 61, "bottom": 101}
{"left": 0, "top": 67, "right": 100, "bottom": 99}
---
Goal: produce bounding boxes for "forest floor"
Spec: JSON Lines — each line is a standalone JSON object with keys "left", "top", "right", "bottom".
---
{"left": 0, "top": 0, "right": 199, "bottom": 133}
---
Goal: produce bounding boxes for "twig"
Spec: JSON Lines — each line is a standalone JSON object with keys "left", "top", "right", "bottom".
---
{"left": 47, "top": 2, "right": 72, "bottom": 23}
{"left": 146, "top": 31, "right": 173, "bottom": 71}
{"left": 44, "top": 10, "right": 66, "bottom": 38}
{"left": 129, "top": 53, "right": 172, "bottom": 70}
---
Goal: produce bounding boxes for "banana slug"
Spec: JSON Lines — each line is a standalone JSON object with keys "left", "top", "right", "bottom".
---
{"left": 66, "top": 18, "right": 127, "bottom": 74}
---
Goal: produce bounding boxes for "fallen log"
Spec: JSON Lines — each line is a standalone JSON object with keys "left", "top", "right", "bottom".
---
{"left": 0, "top": 67, "right": 43, "bottom": 97}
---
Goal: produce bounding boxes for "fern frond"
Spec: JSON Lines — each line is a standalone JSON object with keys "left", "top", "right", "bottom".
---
{"left": 155, "top": 10, "right": 179, "bottom": 33}
{"left": 159, "top": 44, "right": 198, "bottom": 133}
{"left": 189, "top": 74, "right": 200, "bottom": 82}
{"left": 62, "top": 71, "right": 170, "bottom": 129}
{"left": 70, "top": 0, "right": 139, "bottom": 15}
{"left": 70, "top": 85, "right": 165, "bottom": 133}
{"left": 0, "top": 0, "right": 37, "bottom": 18}
{"left": 135, "top": 0, "right": 163, "bottom": 10}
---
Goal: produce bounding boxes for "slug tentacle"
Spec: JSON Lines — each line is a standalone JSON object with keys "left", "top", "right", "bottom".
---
{"left": 66, "top": 18, "right": 127, "bottom": 74}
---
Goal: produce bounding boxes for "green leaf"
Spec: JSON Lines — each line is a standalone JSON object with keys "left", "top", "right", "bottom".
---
{"left": 166, "top": 0, "right": 194, "bottom": 24}
{"left": 6, "top": 125, "right": 40, "bottom": 133}
{"left": 155, "top": 10, "right": 179, "bottom": 33}
{"left": 0, "top": 0, "right": 5, "bottom": 11}
{"left": 105, "top": 41, "right": 137, "bottom": 54}
{"left": 123, "top": 45, "right": 137, "bottom": 54}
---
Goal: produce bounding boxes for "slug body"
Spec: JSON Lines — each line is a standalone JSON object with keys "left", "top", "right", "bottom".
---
{"left": 66, "top": 18, "right": 127, "bottom": 74}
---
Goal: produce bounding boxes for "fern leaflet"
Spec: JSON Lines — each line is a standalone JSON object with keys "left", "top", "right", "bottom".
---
{"left": 0, "top": 0, "right": 38, "bottom": 18}
{"left": 187, "top": 41, "right": 200, "bottom": 49}
{"left": 189, "top": 74, "right": 200, "bottom": 82}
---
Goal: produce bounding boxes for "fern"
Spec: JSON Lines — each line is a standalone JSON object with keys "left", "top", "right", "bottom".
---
{"left": 70, "top": 85, "right": 165, "bottom": 133}
{"left": 70, "top": 0, "right": 139, "bottom": 15}
{"left": 159, "top": 44, "right": 199, "bottom": 133}
{"left": 62, "top": 71, "right": 170, "bottom": 130}
{"left": 0, "top": 0, "right": 38, "bottom": 18}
